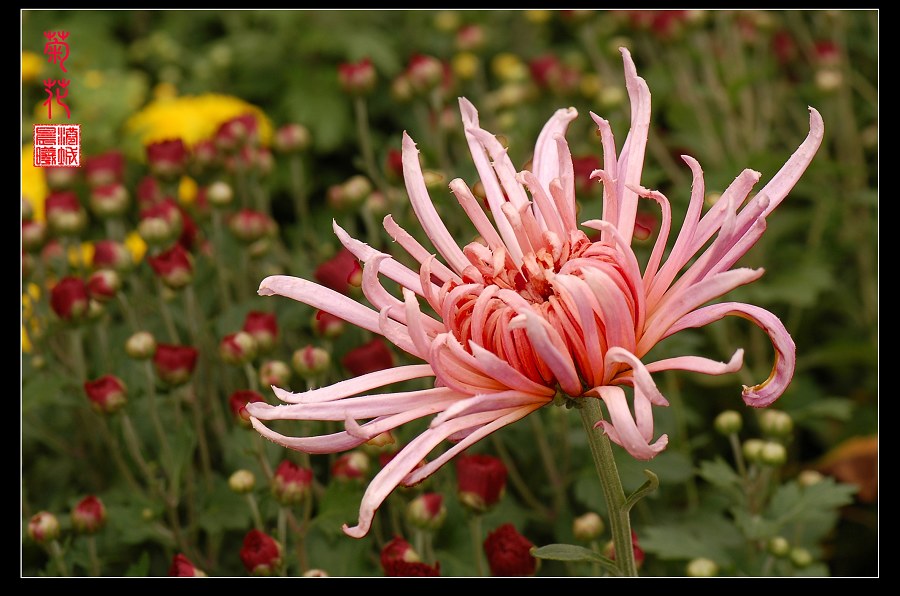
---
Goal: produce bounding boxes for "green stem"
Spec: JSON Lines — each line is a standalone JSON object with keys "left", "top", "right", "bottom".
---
{"left": 286, "top": 509, "right": 310, "bottom": 574}
{"left": 529, "top": 412, "right": 566, "bottom": 517}
{"left": 116, "top": 294, "right": 140, "bottom": 333}
{"left": 48, "top": 540, "right": 69, "bottom": 576}
{"left": 95, "top": 415, "right": 143, "bottom": 495}
{"left": 353, "top": 95, "right": 388, "bottom": 195}
{"left": 143, "top": 361, "right": 175, "bottom": 488}
{"left": 244, "top": 362, "right": 261, "bottom": 393}
{"left": 729, "top": 433, "right": 748, "bottom": 481}
{"left": 468, "top": 514, "right": 486, "bottom": 577}
{"left": 428, "top": 88, "right": 450, "bottom": 174}
{"left": 86, "top": 535, "right": 101, "bottom": 576}
{"left": 246, "top": 493, "right": 264, "bottom": 531}
{"left": 277, "top": 507, "right": 288, "bottom": 577}
{"left": 490, "top": 435, "right": 554, "bottom": 520}
{"left": 183, "top": 384, "right": 214, "bottom": 492}
{"left": 211, "top": 209, "right": 234, "bottom": 312}
{"left": 578, "top": 397, "right": 637, "bottom": 577}
{"left": 69, "top": 327, "right": 87, "bottom": 382}
{"left": 153, "top": 278, "right": 180, "bottom": 344}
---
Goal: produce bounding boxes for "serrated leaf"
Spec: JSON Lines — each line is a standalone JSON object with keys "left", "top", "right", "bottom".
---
{"left": 531, "top": 544, "right": 620, "bottom": 575}
{"left": 125, "top": 551, "right": 151, "bottom": 577}
{"left": 697, "top": 457, "right": 744, "bottom": 503}
{"left": 767, "top": 478, "right": 857, "bottom": 526}
{"left": 732, "top": 508, "right": 780, "bottom": 541}
{"left": 640, "top": 515, "right": 743, "bottom": 566}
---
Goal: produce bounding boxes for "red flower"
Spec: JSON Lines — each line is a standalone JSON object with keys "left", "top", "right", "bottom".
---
{"left": 45, "top": 191, "right": 87, "bottom": 234}
{"left": 192, "top": 139, "right": 219, "bottom": 168}
{"left": 71, "top": 495, "right": 107, "bottom": 534}
{"left": 146, "top": 139, "right": 188, "bottom": 179}
{"left": 147, "top": 243, "right": 193, "bottom": 289}
{"left": 84, "top": 151, "right": 125, "bottom": 187}
{"left": 229, "top": 390, "right": 266, "bottom": 426}
{"left": 168, "top": 553, "right": 206, "bottom": 577}
{"left": 219, "top": 331, "right": 257, "bottom": 365}
{"left": 483, "top": 523, "right": 537, "bottom": 576}
{"left": 50, "top": 277, "right": 89, "bottom": 322}
{"left": 83, "top": 375, "right": 128, "bottom": 414}
{"left": 153, "top": 344, "right": 199, "bottom": 386}
{"left": 87, "top": 270, "right": 121, "bottom": 302}
{"left": 139, "top": 197, "right": 183, "bottom": 245}
{"left": 342, "top": 339, "right": 394, "bottom": 376}
{"left": 313, "top": 310, "right": 345, "bottom": 338}
{"left": 229, "top": 208, "right": 273, "bottom": 243}
{"left": 331, "top": 451, "right": 370, "bottom": 481}
{"left": 27, "top": 511, "right": 60, "bottom": 543}
{"left": 239, "top": 529, "right": 282, "bottom": 576}
{"left": 385, "top": 148, "right": 404, "bottom": 182}
{"left": 338, "top": 58, "right": 377, "bottom": 95}
{"left": 406, "top": 54, "right": 445, "bottom": 93}
{"left": 177, "top": 206, "right": 199, "bottom": 251}
{"left": 216, "top": 114, "right": 259, "bottom": 151}
{"left": 313, "top": 248, "right": 362, "bottom": 295}
{"left": 380, "top": 536, "right": 440, "bottom": 576}
{"left": 455, "top": 453, "right": 508, "bottom": 513}
{"left": 89, "top": 182, "right": 130, "bottom": 218}
{"left": 243, "top": 311, "right": 278, "bottom": 353}
{"left": 529, "top": 54, "right": 561, "bottom": 88}
{"left": 92, "top": 240, "right": 133, "bottom": 272}
{"left": 272, "top": 460, "right": 314, "bottom": 504}
{"left": 136, "top": 175, "right": 162, "bottom": 208}
{"left": 273, "top": 123, "right": 310, "bottom": 154}
{"left": 407, "top": 493, "right": 447, "bottom": 530}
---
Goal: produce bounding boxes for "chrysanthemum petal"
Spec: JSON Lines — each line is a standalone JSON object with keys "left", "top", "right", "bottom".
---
{"left": 645, "top": 349, "right": 744, "bottom": 376}
{"left": 270, "top": 364, "right": 434, "bottom": 404}
{"left": 591, "top": 387, "right": 668, "bottom": 460}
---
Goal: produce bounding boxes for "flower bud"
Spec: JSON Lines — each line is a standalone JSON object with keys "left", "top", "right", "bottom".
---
{"left": 484, "top": 524, "right": 537, "bottom": 577}
{"left": 46, "top": 191, "right": 88, "bottom": 236}
{"left": 759, "top": 409, "right": 793, "bottom": 438}
{"left": 168, "top": 553, "right": 207, "bottom": 577}
{"left": 147, "top": 243, "right": 194, "bottom": 289}
{"left": 686, "top": 557, "right": 718, "bottom": 577}
{"left": 220, "top": 331, "right": 258, "bottom": 365}
{"left": 406, "top": 54, "right": 444, "bottom": 92}
{"left": 229, "top": 208, "right": 274, "bottom": 244}
{"left": 407, "top": 493, "right": 447, "bottom": 531}
{"left": 27, "top": 511, "right": 60, "bottom": 543}
{"left": 456, "top": 453, "right": 507, "bottom": 513}
{"left": 422, "top": 169, "right": 446, "bottom": 191}
{"left": 71, "top": 495, "right": 106, "bottom": 534}
{"left": 759, "top": 441, "right": 788, "bottom": 467}
{"left": 798, "top": 469, "right": 825, "bottom": 487}
{"left": 228, "top": 390, "right": 266, "bottom": 426}
{"left": 139, "top": 198, "right": 183, "bottom": 246}
{"left": 380, "top": 536, "right": 440, "bottom": 576}
{"left": 84, "top": 151, "right": 125, "bottom": 187}
{"left": 50, "top": 277, "right": 89, "bottom": 322}
{"left": 84, "top": 375, "right": 128, "bottom": 414}
{"left": 206, "top": 180, "right": 234, "bottom": 207}
{"left": 44, "top": 165, "right": 79, "bottom": 190}
{"left": 573, "top": 512, "right": 605, "bottom": 542}
{"left": 714, "top": 410, "right": 743, "bottom": 436}
{"left": 313, "top": 310, "right": 345, "bottom": 338}
{"left": 291, "top": 346, "right": 330, "bottom": 379}
{"left": 789, "top": 547, "right": 813, "bottom": 568}
{"left": 92, "top": 239, "right": 133, "bottom": 272}
{"left": 815, "top": 68, "right": 843, "bottom": 92}
{"left": 742, "top": 438, "right": 766, "bottom": 463}
{"left": 314, "top": 248, "right": 363, "bottom": 295}
{"left": 303, "top": 569, "right": 329, "bottom": 577}
{"left": 126, "top": 331, "right": 157, "bottom": 360}
{"left": 240, "top": 529, "right": 283, "bottom": 576}
{"left": 342, "top": 339, "right": 394, "bottom": 376}
{"left": 331, "top": 451, "right": 370, "bottom": 481}
{"left": 259, "top": 359, "right": 292, "bottom": 388}
{"left": 87, "top": 269, "right": 121, "bottom": 303}
{"left": 216, "top": 115, "right": 260, "bottom": 151}
{"left": 22, "top": 220, "right": 47, "bottom": 253}
{"left": 146, "top": 139, "right": 189, "bottom": 180}
{"left": 272, "top": 460, "right": 314, "bottom": 505}
{"left": 456, "top": 24, "right": 485, "bottom": 51}
{"left": 364, "top": 431, "right": 396, "bottom": 452}
{"left": 242, "top": 311, "right": 278, "bottom": 354}
{"left": 89, "top": 183, "right": 130, "bottom": 218}
{"left": 273, "top": 123, "right": 311, "bottom": 154}
{"left": 153, "top": 344, "right": 199, "bottom": 386}
{"left": 229, "top": 469, "right": 256, "bottom": 494}
{"left": 338, "top": 58, "right": 377, "bottom": 95}
{"left": 767, "top": 536, "right": 790, "bottom": 557}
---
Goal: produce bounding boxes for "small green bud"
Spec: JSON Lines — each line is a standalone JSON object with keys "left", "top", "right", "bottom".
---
{"left": 767, "top": 536, "right": 790, "bottom": 557}
{"left": 714, "top": 410, "right": 743, "bottom": 436}
{"left": 759, "top": 441, "right": 788, "bottom": 466}
{"left": 798, "top": 469, "right": 825, "bottom": 487}
{"left": 742, "top": 438, "right": 766, "bottom": 463}
{"left": 759, "top": 410, "right": 793, "bottom": 437}
{"left": 229, "top": 469, "right": 256, "bottom": 494}
{"left": 686, "top": 557, "right": 719, "bottom": 577}
{"left": 789, "top": 547, "right": 813, "bottom": 568}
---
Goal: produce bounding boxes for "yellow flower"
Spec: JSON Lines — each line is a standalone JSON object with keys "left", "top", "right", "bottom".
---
{"left": 22, "top": 325, "right": 32, "bottom": 353}
{"left": 22, "top": 145, "right": 48, "bottom": 222}
{"left": 525, "top": 10, "right": 552, "bottom": 24}
{"left": 491, "top": 53, "right": 528, "bottom": 83}
{"left": 452, "top": 53, "right": 480, "bottom": 81}
{"left": 68, "top": 242, "right": 95, "bottom": 269}
{"left": 125, "top": 231, "right": 148, "bottom": 264}
{"left": 22, "top": 51, "right": 43, "bottom": 84}
{"left": 126, "top": 93, "right": 273, "bottom": 151}
{"left": 178, "top": 176, "right": 199, "bottom": 206}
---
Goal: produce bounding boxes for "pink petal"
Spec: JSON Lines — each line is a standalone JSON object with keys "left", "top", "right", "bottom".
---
{"left": 249, "top": 417, "right": 366, "bottom": 453}
{"left": 247, "top": 387, "right": 461, "bottom": 421}
{"left": 383, "top": 215, "right": 461, "bottom": 284}
{"left": 645, "top": 349, "right": 744, "bottom": 376}
{"left": 333, "top": 220, "right": 425, "bottom": 296}
{"left": 592, "top": 387, "right": 668, "bottom": 460}
{"left": 532, "top": 107, "right": 579, "bottom": 194}
{"left": 270, "top": 364, "right": 434, "bottom": 404}
{"left": 605, "top": 346, "right": 669, "bottom": 407}
{"left": 615, "top": 47, "right": 652, "bottom": 245}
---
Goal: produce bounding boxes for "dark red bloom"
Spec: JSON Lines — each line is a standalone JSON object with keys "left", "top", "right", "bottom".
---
{"left": 147, "top": 243, "right": 193, "bottom": 289}
{"left": 229, "top": 390, "right": 266, "bottom": 425}
{"left": 814, "top": 40, "right": 841, "bottom": 65}
{"left": 240, "top": 529, "right": 282, "bottom": 576}
{"left": 153, "top": 344, "right": 199, "bottom": 386}
{"left": 83, "top": 375, "right": 127, "bottom": 414}
{"left": 529, "top": 54, "right": 561, "bottom": 88}
{"left": 406, "top": 54, "right": 445, "bottom": 92}
{"left": 331, "top": 451, "right": 369, "bottom": 480}
{"left": 338, "top": 58, "right": 377, "bottom": 95}
{"left": 87, "top": 269, "right": 121, "bottom": 302}
{"left": 272, "top": 460, "right": 314, "bottom": 504}
{"left": 84, "top": 151, "right": 125, "bottom": 187}
{"left": 456, "top": 453, "right": 508, "bottom": 513}
{"left": 50, "top": 277, "right": 89, "bottom": 321}
{"left": 342, "top": 339, "right": 394, "bottom": 376}
{"left": 177, "top": 206, "right": 199, "bottom": 251}
{"left": 168, "top": 553, "right": 205, "bottom": 577}
{"left": 243, "top": 311, "right": 278, "bottom": 353}
{"left": 314, "top": 248, "right": 362, "bottom": 295}
{"left": 385, "top": 148, "right": 404, "bottom": 182}
{"left": 380, "top": 536, "right": 440, "bottom": 576}
{"left": 72, "top": 495, "right": 107, "bottom": 534}
{"left": 92, "top": 240, "right": 132, "bottom": 272}
{"left": 772, "top": 30, "right": 797, "bottom": 66}
{"left": 146, "top": 139, "right": 188, "bottom": 179}
{"left": 139, "top": 197, "right": 183, "bottom": 245}
{"left": 89, "top": 182, "right": 130, "bottom": 218}
{"left": 483, "top": 523, "right": 537, "bottom": 576}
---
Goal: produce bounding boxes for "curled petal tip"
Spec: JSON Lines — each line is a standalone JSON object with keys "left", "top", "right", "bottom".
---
{"left": 341, "top": 523, "right": 367, "bottom": 539}
{"left": 257, "top": 276, "right": 277, "bottom": 296}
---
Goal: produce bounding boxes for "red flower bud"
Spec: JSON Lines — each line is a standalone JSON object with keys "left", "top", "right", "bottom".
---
{"left": 273, "top": 123, "right": 311, "bottom": 154}
{"left": 314, "top": 248, "right": 362, "bottom": 295}
{"left": 137, "top": 175, "right": 162, "bottom": 208}
{"left": 146, "top": 139, "right": 188, "bottom": 179}
{"left": 87, "top": 269, "right": 121, "bottom": 302}
{"left": 147, "top": 243, "right": 193, "bottom": 289}
{"left": 215, "top": 114, "right": 259, "bottom": 152}
{"left": 241, "top": 311, "right": 278, "bottom": 354}
{"left": 456, "top": 24, "right": 486, "bottom": 51}
{"left": 291, "top": 345, "right": 331, "bottom": 378}
{"left": 45, "top": 165, "right": 79, "bottom": 190}
{"left": 219, "top": 331, "right": 257, "bottom": 365}
{"left": 153, "top": 344, "right": 198, "bottom": 386}
{"left": 484, "top": 523, "right": 537, "bottom": 576}
{"left": 338, "top": 58, "right": 377, "bottom": 95}
{"left": 139, "top": 197, "right": 183, "bottom": 246}
{"left": 50, "top": 277, "right": 89, "bottom": 322}
{"left": 313, "top": 310, "right": 345, "bottom": 338}
{"left": 407, "top": 493, "right": 447, "bottom": 531}
{"left": 342, "top": 339, "right": 394, "bottom": 377}
{"left": 456, "top": 453, "right": 508, "bottom": 513}
{"left": 259, "top": 359, "right": 291, "bottom": 388}
{"left": 229, "top": 390, "right": 266, "bottom": 426}
{"left": 84, "top": 375, "right": 128, "bottom": 414}
{"left": 88, "top": 183, "right": 130, "bottom": 218}
{"left": 272, "top": 460, "right": 314, "bottom": 505}
{"left": 571, "top": 155, "right": 601, "bottom": 195}
{"left": 239, "top": 529, "right": 282, "bottom": 576}
{"left": 92, "top": 240, "right": 133, "bottom": 272}
{"left": 27, "top": 511, "right": 60, "bottom": 543}
{"left": 385, "top": 148, "right": 404, "bottom": 183}
{"left": 168, "top": 553, "right": 207, "bottom": 577}
{"left": 406, "top": 54, "right": 444, "bottom": 92}
{"left": 84, "top": 151, "right": 125, "bottom": 187}
{"left": 22, "top": 220, "right": 47, "bottom": 253}
{"left": 380, "top": 537, "right": 440, "bottom": 576}
{"left": 331, "top": 451, "right": 370, "bottom": 481}
{"left": 45, "top": 191, "right": 87, "bottom": 235}
{"left": 71, "top": 495, "right": 107, "bottom": 534}
{"left": 229, "top": 209, "right": 273, "bottom": 244}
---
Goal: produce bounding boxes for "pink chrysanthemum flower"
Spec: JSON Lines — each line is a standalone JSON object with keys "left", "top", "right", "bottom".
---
{"left": 247, "top": 49, "right": 823, "bottom": 538}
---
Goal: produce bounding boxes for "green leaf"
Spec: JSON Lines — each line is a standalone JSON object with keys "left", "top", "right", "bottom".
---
{"left": 125, "top": 551, "right": 151, "bottom": 577}
{"left": 530, "top": 544, "right": 620, "bottom": 575}
{"left": 697, "top": 457, "right": 744, "bottom": 503}
{"left": 623, "top": 469, "right": 660, "bottom": 512}
{"left": 310, "top": 481, "right": 365, "bottom": 536}
{"left": 732, "top": 508, "right": 780, "bottom": 541}
{"left": 641, "top": 514, "right": 743, "bottom": 567}
{"left": 767, "top": 478, "right": 858, "bottom": 526}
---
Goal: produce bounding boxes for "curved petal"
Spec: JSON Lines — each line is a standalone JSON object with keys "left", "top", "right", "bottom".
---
{"left": 249, "top": 417, "right": 366, "bottom": 454}
{"left": 591, "top": 387, "right": 668, "bottom": 461}
{"left": 615, "top": 47, "right": 652, "bottom": 245}
{"left": 270, "top": 364, "right": 434, "bottom": 404}
{"left": 605, "top": 346, "right": 669, "bottom": 407}
{"left": 645, "top": 349, "right": 744, "bottom": 376}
